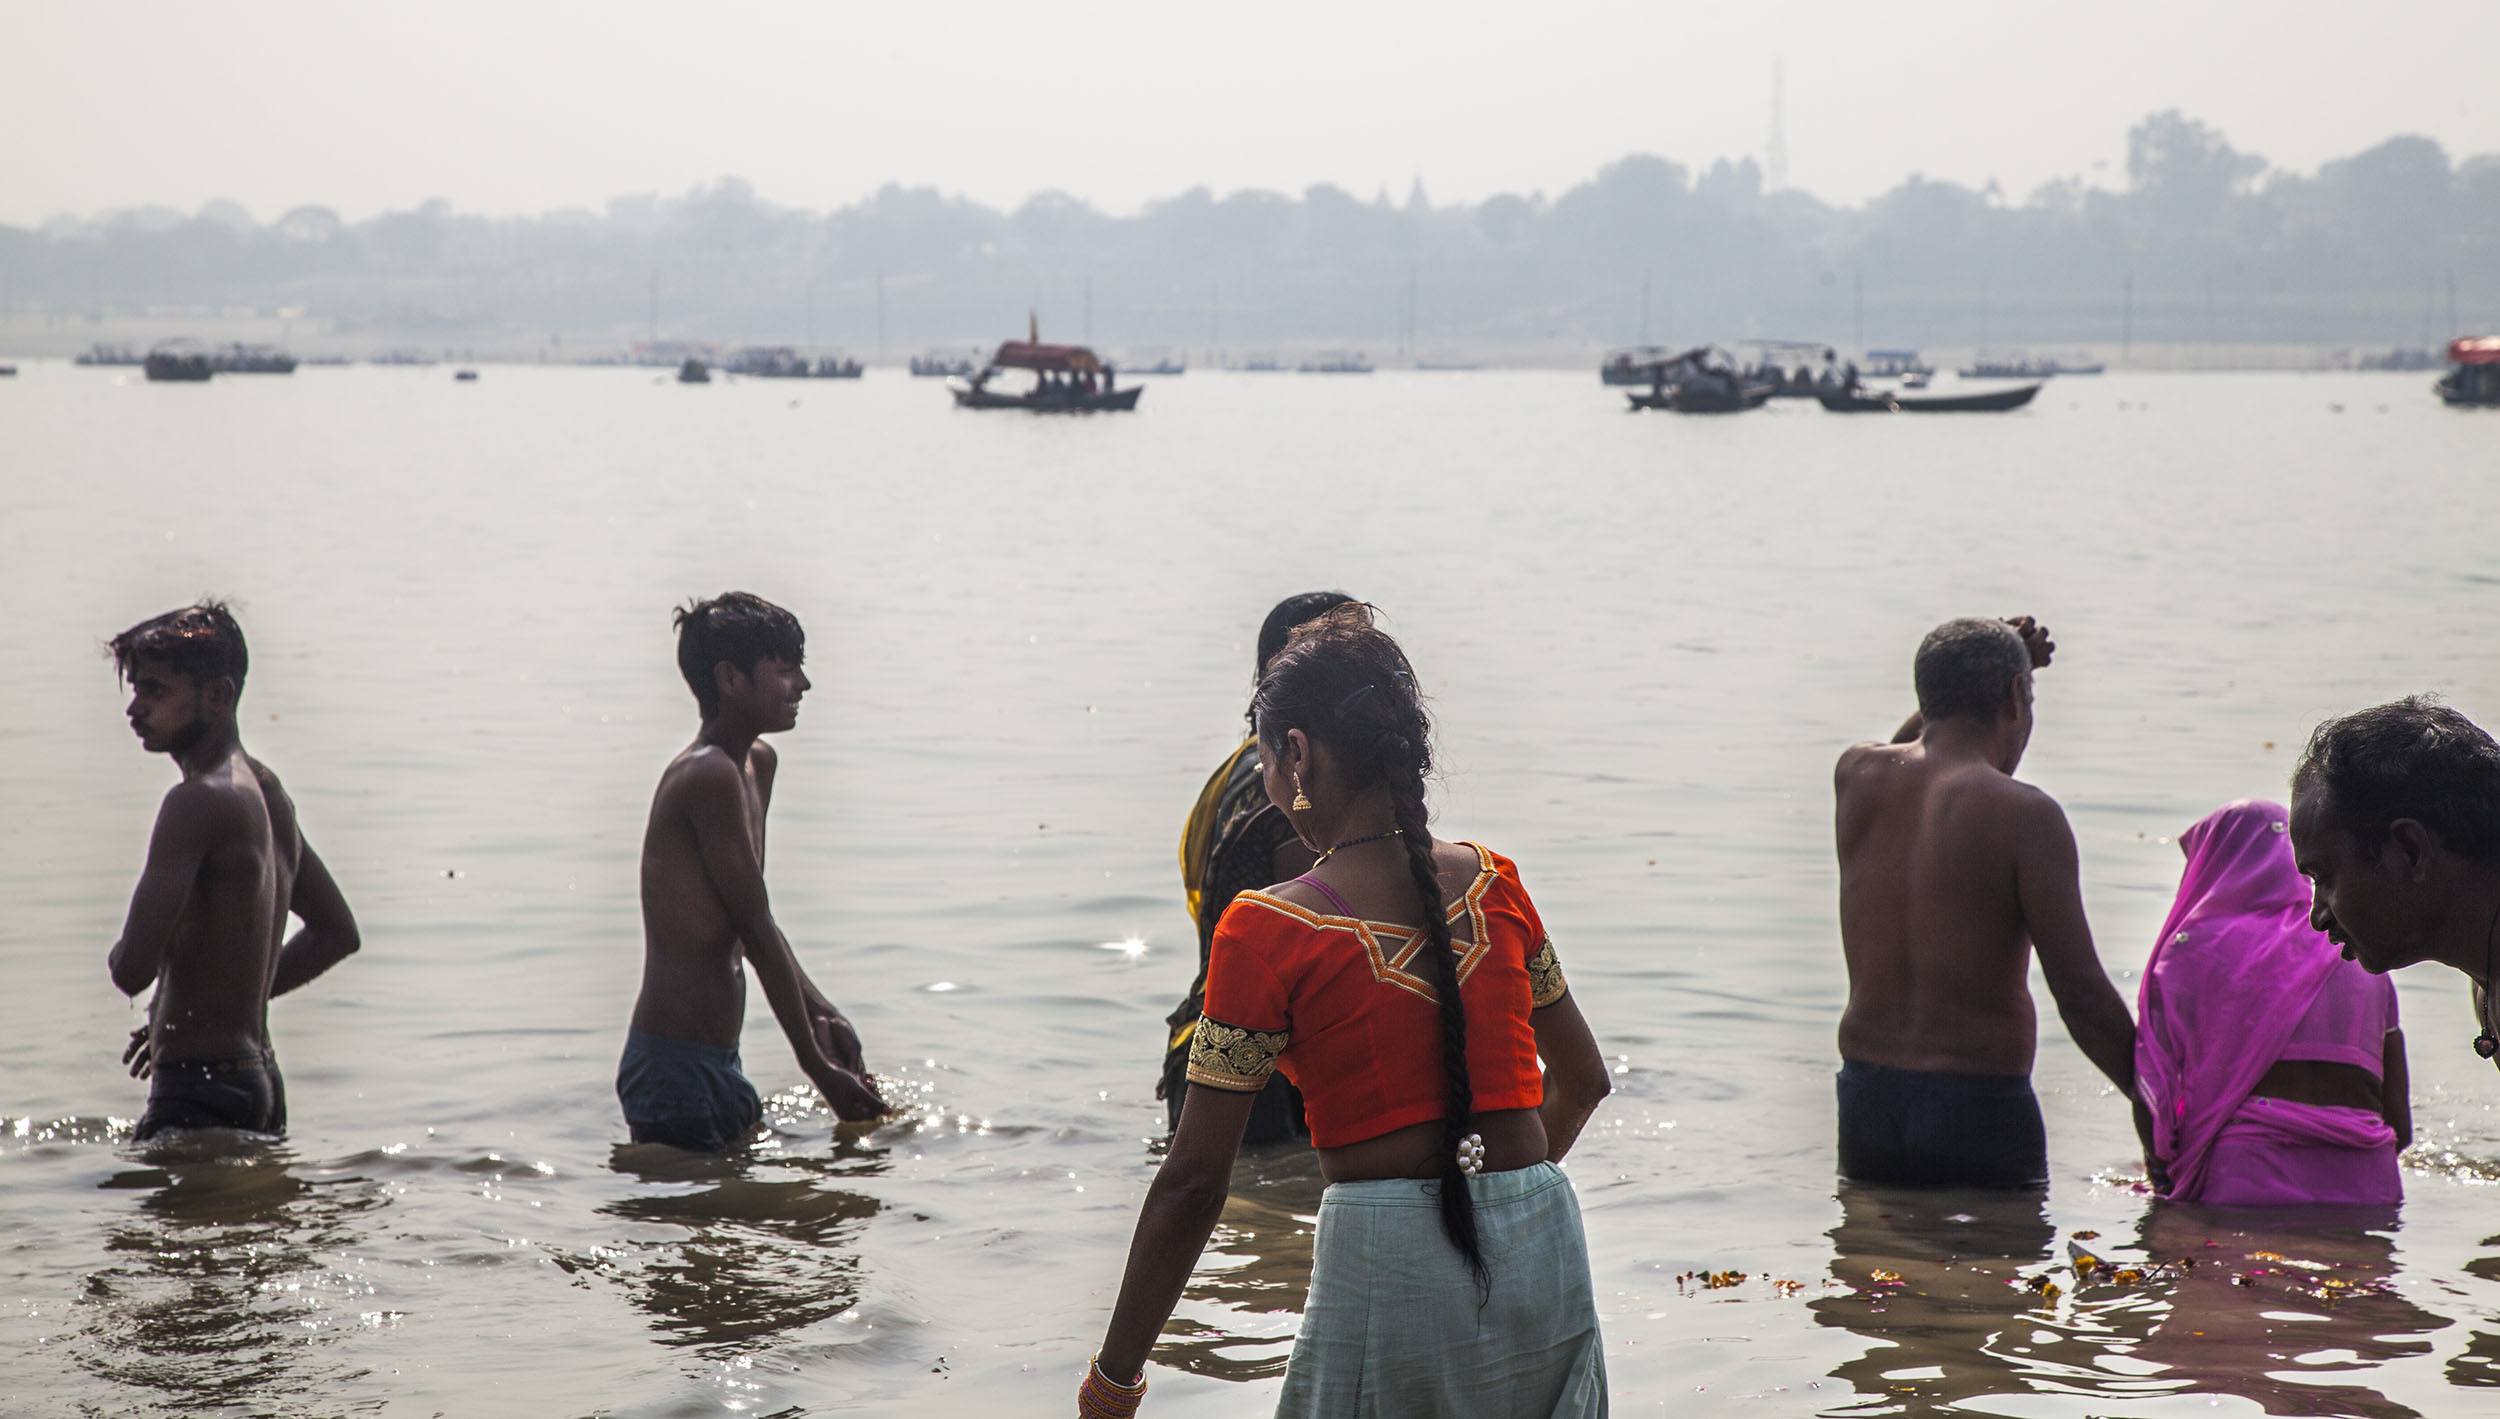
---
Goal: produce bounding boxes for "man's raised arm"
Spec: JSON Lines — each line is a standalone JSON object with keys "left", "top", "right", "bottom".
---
{"left": 684, "top": 758, "right": 883, "bottom": 1119}
{"left": 2012, "top": 789, "right": 2136, "bottom": 1094}
{"left": 272, "top": 839, "right": 360, "bottom": 996}
{"left": 108, "top": 784, "right": 217, "bottom": 997}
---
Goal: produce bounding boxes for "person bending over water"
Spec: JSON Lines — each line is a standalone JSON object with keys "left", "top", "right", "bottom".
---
{"left": 2137, "top": 799, "right": 2408, "bottom": 1205}
{"left": 2290, "top": 696, "right": 2500, "bottom": 1081}
{"left": 1833, "top": 616, "right": 2142, "bottom": 1188}
{"left": 107, "top": 603, "right": 361, "bottom": 1140}
{"left": 1085, "top": 605, "right": 1613, "bottom": 1418}
{"left": 1159, "top": 589, "right": 1354, "bottom": 1143}
{"left": 622, "top": 593, "right": 883, "bottom": 1153}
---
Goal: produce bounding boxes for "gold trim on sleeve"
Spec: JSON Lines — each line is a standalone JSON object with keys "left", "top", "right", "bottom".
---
{"left": 1186, "top": 1016, "right": 1289, "bottom": 1091}
{"left": 1527, "top": 935, "right": 1568, "bottom": 1009}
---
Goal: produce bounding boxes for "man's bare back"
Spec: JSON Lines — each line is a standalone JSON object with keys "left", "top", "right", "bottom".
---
{"left": 1835, "top": 740, "right": 2060, "bottom": 1075}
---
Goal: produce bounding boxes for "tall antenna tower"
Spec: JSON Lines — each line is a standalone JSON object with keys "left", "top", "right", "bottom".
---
{"left": 1765, "top": 59, "right": 1789, "bottom": 193}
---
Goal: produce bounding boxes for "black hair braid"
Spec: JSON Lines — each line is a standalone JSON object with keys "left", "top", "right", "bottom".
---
{"left": 1379, "top": 718, "right": 1488, "bottom": 1300}
{"left": 1248, "top": 602, "right": 1488, "bottom": 1293}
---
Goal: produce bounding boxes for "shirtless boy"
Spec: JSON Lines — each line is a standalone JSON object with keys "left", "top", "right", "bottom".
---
{"left": 108, "top": 603, "right": 361, "bottom": 1140}
{"left": 1832, "top": 616, "right": 2140, "bottom": 1187}
{"left": 620, "top": 593, "right": 883, "bottom": 1151}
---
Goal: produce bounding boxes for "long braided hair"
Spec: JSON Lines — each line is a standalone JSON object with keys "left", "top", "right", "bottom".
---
{"left": 1251, "top": 605, "right": 1488, "bottom": 1295}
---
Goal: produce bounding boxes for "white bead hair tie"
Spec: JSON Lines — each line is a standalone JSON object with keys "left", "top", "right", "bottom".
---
{"left": 1457, "top": 1132, "right": 1486, "bottom": 1177}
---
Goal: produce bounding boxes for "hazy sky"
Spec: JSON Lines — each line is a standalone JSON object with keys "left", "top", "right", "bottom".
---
{"left": 11, "top": 0, "right": 2498, "bottom": 225}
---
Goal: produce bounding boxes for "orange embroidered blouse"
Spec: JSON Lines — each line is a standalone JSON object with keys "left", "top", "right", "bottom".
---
{"left": 1184, "top": 843, "right": 1570, "bottom": 1148}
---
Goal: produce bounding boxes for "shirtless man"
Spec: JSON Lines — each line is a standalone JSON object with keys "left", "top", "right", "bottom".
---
{"left": 107, "top": 603, "right": 361, "bottom": 1140}
{"left": 620, "top": 592, "right": 883, "bottom": 1151}
{"left": 1833, "top": 616, "right": 2139, "bottom": 1187}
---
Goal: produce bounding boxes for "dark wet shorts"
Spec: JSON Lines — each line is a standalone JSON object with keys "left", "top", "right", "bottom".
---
{"left": 617, "top": 1030, "right": 763, "bottom": 1153}
{"left": 1837, "top": 1058, "right": 2047, "bottom": 1189}
{"left": 137, "top": 1049, "right": 287, "bottom": 1140}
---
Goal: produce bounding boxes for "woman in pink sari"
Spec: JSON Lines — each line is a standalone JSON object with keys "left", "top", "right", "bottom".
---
{"left": 2137, "top": 799, "right": 2410, "bottom": 1206}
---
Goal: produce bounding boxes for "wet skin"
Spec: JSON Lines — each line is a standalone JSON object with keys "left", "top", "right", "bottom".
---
{"left": 630, "top": 655, "right": 882, "bottom": 1122}
{"left": 110, "top": 661, "right": 358, "bottom": 1074}
{"left": 1831, "top": 622, "right": 2137, "bottom": 1093}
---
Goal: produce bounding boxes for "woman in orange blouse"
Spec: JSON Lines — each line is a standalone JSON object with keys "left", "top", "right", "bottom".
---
{"left": 1081, "top": 605, "right": 1614, "bottom": 1418}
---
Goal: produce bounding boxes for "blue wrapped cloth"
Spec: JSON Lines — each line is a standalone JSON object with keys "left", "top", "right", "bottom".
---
{"left": 1277, "top": 1162, "right": 1606, "bottom": 1417}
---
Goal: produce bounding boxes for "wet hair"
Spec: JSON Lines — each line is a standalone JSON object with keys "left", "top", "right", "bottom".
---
{"left": 2294, "top": 696, "right": 2500, "bottom": 864}
{"left": 1251, "top": 604, "right": 1488, "bottom": 1296}
{"left": 110, "top": 602, "right": 248, "bottom": 698}
{"left": 674, "top": 592, "right": 805, "bottom": 718}
{"left": 1913, "top": 618, "right": 2029, "bottom": 724}
{"left": 1255, "top": 590, "right": 1356, "bottom": 676}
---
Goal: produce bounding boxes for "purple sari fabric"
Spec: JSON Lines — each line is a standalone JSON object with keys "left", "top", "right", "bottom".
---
{"left": 2135, "top": 799, "right": 2396, "bottom": 1203}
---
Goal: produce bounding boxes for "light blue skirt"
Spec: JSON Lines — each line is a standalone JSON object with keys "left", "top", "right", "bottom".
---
{"left": 1277, "top": 1162, "right": 1606, "bottom": 1418}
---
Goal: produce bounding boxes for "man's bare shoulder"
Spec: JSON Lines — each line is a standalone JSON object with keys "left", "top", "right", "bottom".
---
{"left": 748, "top": 739, "right": 779, "bottom": 793}
{"left": 1958, "top": 771, "right": 2070, "bottom": 836}
{"left": 1835, "top": 739, "right": 1913, "bottom": 788}
{"left": 162, "top": 760, "right": 263, "bottom": 826}
{"left": 653, "top": 743, "right": 748, "bottom": 813}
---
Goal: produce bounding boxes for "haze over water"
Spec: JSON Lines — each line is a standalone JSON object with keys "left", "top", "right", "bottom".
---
{"left": 2, "top": 363, "right": 2497, "bottom": 1415}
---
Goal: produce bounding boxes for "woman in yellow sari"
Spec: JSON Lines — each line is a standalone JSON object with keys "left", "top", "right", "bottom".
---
{"left": 1160, "top": 591, "right": 1353, "bottom": 1143}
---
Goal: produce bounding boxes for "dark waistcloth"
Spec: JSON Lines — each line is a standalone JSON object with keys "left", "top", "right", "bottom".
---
{"left": 137, "top": 1049, "right": 286, "bottom": 1140}
{"left": 1837, "top": 1057, "right": 2047, "bottom": 1189}
{"left": 618, "top": 1029, "right": 763, "bottom": 1153}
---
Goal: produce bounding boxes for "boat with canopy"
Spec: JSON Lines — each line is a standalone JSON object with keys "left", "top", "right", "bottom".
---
{"left": 951, "top": 320, "right": 1141, "bottom": 412}
{"left": 2436, "top": 336, "right": 2500, "bottom": 407}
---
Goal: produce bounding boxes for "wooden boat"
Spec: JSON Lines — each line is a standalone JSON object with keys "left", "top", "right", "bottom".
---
{"left": 209, "top": 343, "right": 297, "bottom": 374}
{"left": 143, "top": 342, "right": 214, "bottom": 382}
{"left": 950, "top": 324, "right": 1142, "bottom": 413}
{"left": 454, "top": 369, "right": 480, "bottom": 382}
{"left": 2436, "top": 336, "right": 2500, "bottom": 407}
{"left": 1816, "top": 382, "right": 2042, "bottom": 413}
{"left": 909, "top": 353, "right": 977, "bottom": 378}
{"left": 953, "top": 381, "right": 1142, "bottom": 411}
{"left": 728, "top": 347, "right": 862, "bottom": 379}
{"left": 1627, "top": 382, "right": 1775, "bottom": 413}
{"left": 677, "top": 358, "right": 710, "bottom": 384}
{"left": 1298, "top": 351, "right": 1374, "bottom": 374}
{"left": 75, "top": 344, "right": 142, "bottom": 367}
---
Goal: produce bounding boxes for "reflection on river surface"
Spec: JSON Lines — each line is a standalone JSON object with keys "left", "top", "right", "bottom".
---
{"left": 1818, "top": 1186, "right": 2457, "bottom": 1415}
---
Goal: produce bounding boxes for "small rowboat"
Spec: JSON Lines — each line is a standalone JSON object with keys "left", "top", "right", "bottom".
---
{"left": 1815, "top": 382, "right": 2042, "bottom": 413}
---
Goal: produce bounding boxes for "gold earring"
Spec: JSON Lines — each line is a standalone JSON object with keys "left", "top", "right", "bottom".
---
{"left": 1291, "top": 771, "right": 1312, "bottom": 813}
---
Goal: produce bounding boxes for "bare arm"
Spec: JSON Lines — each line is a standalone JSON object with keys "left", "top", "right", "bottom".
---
{"left": 686, "top": 760, "right": 882, "bottom": 1119}
{"left": 2382, "top": 1027, "right": 2411, "bottom": 1152}
{"left": 108, "top": 784, "right": 217, "bottom": 997}
{"left": 1533, "top": 992, "right": 1611, "bottom": 1163}
{"left": 2015, "top": 792, "right": 2137, "bottom": 1093}
{"left": 1095, "top": 1083, "right": 1258, "bottom": 1384}
{"left": 272, "top": 838, "right": 360, "bottom": 997}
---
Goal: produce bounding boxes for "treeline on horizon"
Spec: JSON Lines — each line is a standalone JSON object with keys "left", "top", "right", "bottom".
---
{"left": 4, "top": 112, "right": 2494, "bottom": 352}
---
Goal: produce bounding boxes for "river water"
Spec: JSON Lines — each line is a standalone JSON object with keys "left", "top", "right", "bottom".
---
{"left": 1, "top": 361, "right": 2495, "bottom": 1416}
